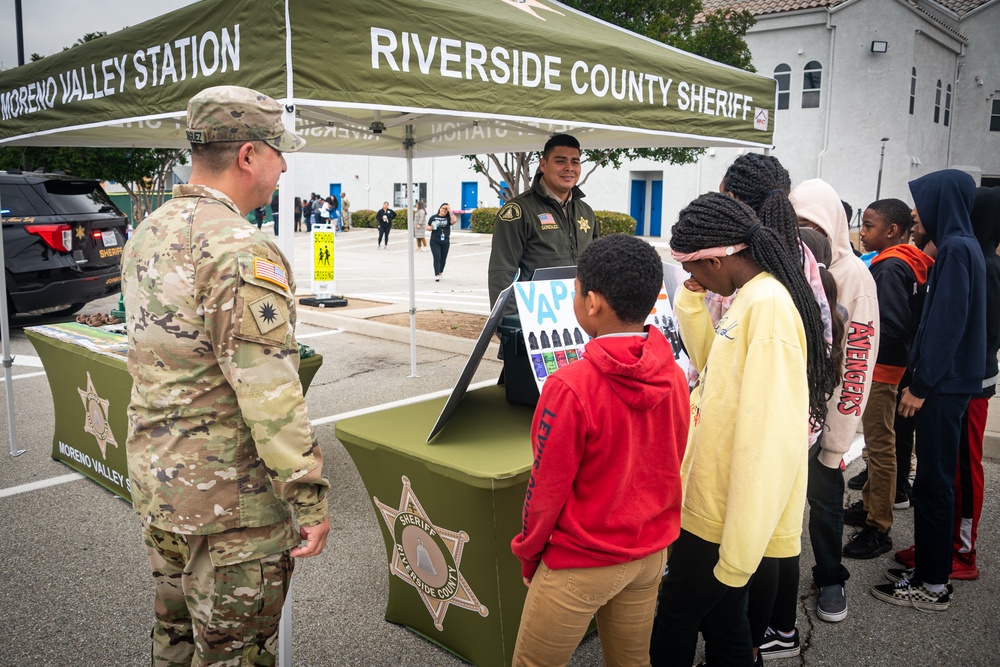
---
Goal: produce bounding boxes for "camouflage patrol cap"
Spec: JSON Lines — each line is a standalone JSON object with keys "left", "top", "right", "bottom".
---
{"left": 186, "top": 86, "right": 305, "bottom": 153}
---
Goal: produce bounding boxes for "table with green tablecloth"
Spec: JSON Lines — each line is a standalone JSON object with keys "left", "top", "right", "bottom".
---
{"left": 25, "top": 322, "right": 323, "bottom": 503}
{"left": 336, "top": 385, "right": 536, "bottom": 667}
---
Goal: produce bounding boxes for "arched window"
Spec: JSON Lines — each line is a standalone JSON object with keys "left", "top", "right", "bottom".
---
{"left": 944, "top": 84, "right": 953, "bottom": 126}
{"left": 774, "top": 64, "right": 791, "bottom": 110}
{"left": 802, "top": 61, "right": 822, "bottom": 108}
{"left": 934, "top": 80, "right": 942, "bottom": 123}
{"left": 909, "top": 68, "right": 916, "bottom": 115}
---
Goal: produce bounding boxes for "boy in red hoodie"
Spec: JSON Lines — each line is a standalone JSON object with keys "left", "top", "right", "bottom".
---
{"left": 511, "top": 234, "right": 689, "bottom": 666}
{"left": 843, "top": 199, "right": 934, "bottom": 559}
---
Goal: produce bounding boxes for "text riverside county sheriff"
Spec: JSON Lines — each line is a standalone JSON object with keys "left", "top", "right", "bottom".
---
{"left": 371, "top": 27, "right": 755, "bottom": 120}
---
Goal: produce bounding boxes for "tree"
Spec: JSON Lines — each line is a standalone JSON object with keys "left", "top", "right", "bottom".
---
{"left": 465, "top": 0, "right": 756, "bottom": 198}
{"left": 0, "top": 31, "right": 187, "bottom": 222}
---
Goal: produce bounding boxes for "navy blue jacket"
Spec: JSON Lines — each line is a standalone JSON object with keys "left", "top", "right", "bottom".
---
{"left": 971, "top": 186, "right": 1000, "bottom": 398}
{"left": 907, "top": 170, "right": 986, "bottom": 398}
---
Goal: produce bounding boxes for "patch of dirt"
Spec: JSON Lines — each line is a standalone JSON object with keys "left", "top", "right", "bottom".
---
{"left": 369, "top": 311, "right": 488, "bottom": 339}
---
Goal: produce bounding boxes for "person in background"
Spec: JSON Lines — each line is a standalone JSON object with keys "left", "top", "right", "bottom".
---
{"left": 790, "top": 178, "right": 880, "bottom": 623}
{"left": 650, "top": 193, "right": 835, "bottom": 667}
{"left": 328, "top": 195, "right": 341, "bottom": 232}
{"left": 512, "top": 234, "right": 689, "bottom": 666}
{"left": 271, "top": 189, "right": 280, "bottom": 236}
{"left": 488, "top": 133, "right": 598, "bottom": 311}
{"left": 427, "top": 203, "right": 456, "bottom": 281}
{"left": 294, "top": 196, "right": 303, "bottom": 233}
{"left": 377, "top": 201, "right": 396, "bottom": 249}
{"left": 341, "top": 191, "right": 351, "bottom": 231}
{"left": 413, "top": 200, "right": 428, "bottom": 251}
{"left": 121, "top": 85, "right": 329, "bottom": 665}
{"left": 842, "top": 199, "right": 931, "bottom": 561}
{"left": 253, "top": 204, "right": 265, "bottom": 229}
{"left": 873, "top": 170, "right": 985, "bottom": 611}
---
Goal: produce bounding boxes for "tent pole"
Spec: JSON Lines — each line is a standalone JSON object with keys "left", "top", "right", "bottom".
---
{"left": 406, "top": 125, "right": 418, "bottom": 377}
{"left": 0, "top": 197, "right": 22, "bottom": 457}
{"left": 278, "top": 580, "right": 292, "bottom": 667}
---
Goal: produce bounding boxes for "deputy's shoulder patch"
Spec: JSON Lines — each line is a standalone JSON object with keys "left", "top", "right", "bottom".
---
{"left": 252, "top": 258, "right": 289, "bottom": 291}
{"left": 498, "top": 202, "right": 522, "bottom": 222}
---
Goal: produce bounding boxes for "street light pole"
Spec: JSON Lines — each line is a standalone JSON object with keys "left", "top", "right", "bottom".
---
{"left": 875, "top": 137, "right": 889, "bottom": 201}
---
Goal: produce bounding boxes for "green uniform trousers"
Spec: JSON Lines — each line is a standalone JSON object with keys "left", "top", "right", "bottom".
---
{"left": 144, "top": 527, "right": 293, "bottom": 667}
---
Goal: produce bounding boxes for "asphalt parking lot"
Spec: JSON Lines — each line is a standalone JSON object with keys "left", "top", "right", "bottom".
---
{"left": 1, "top": 226, "right": 998, "bottom": 666}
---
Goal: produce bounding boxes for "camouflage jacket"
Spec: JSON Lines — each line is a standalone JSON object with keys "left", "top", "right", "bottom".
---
{"left": 122, "top": 184, "right": 328, "bottom": 550}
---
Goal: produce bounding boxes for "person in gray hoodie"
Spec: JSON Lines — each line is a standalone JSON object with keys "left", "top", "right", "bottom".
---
{"left": 789, "top": 178, "right": 880, "bottom": 622}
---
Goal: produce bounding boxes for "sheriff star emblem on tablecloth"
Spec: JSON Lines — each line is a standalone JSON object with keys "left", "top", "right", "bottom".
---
{"left": 374, "top": 476, "right": 489, "bottom": 630}
{"left": 577, "top": 216, "right": 590, "bottom": 233}
{"left": 77, "top": 371, "right": 117, "bottom": 458}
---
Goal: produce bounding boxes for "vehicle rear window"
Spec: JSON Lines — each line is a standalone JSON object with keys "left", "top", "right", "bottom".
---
{"left": 33, "top": 180, "right": 121, "bottom": 215}
{"left": 0, "top": 184, "right": 40, "bottom": 217}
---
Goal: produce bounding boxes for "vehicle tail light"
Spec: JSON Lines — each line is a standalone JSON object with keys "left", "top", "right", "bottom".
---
{"left": 25, "top": 224, "right": 73, "bottom": 252}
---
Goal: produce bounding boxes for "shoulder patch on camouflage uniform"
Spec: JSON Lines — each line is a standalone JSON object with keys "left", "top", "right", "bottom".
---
{"left": 249, "top": 293, "right": 288, "bottom": 334}
{"left": 235, "top": 253, "right": 294, "bottom": 348}
{"left": 498, "top": 202, "right": 522, "bottom": 221}
{"left": 253, "top": 258, "right": 289, "bottom": 291}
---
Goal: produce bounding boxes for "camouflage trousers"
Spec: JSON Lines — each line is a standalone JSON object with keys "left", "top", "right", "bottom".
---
{"left": 144, "top": 527, "right": 294, "bottom": 667}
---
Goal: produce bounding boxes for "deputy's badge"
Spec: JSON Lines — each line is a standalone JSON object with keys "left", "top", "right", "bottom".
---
{"left": 577, "top": 216, "right": 590, "bottom": 233}
{"left": 249, "top": 293, "right": 287, "bottom": 334}
{"left": 498, "top": 202, "right": 522, "bottom": 221}
{"left": 253, "top": 258, "right": 289, "bottom": 291}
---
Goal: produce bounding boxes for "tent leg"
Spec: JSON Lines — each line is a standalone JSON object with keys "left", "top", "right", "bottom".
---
{"left": 0, "top": 205, "right": 22, "bottom": 457}
{"left": 406, "top": 126, "right": 419, "bottom": 378}
{"left": 278, "top": 580, "right": 292, "bottom": 666}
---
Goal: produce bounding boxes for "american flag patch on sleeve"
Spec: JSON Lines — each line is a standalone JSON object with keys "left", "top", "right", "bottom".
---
{"left": 253, "top": 258, "right": 289, "bottom": 290}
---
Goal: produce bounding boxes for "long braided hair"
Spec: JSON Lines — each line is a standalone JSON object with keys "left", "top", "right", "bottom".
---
{"left": 671, "top": 193, "right": 837, "bottom": 429}
{"left": 722, "top": 153, "right": 801, "bottom": 259}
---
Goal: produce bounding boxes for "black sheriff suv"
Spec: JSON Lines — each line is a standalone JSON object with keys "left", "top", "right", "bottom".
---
{"left": 0, "top": 170, "right": 128, "bottom": 318}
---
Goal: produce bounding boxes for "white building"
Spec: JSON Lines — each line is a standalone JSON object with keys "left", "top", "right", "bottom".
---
{"left": 292, "top": 0, "right": 1000, "bottom": 236}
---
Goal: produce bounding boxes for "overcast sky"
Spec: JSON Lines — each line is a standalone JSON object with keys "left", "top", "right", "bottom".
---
{"left": 0, "top": 0, "right": 199, "bottom": 70}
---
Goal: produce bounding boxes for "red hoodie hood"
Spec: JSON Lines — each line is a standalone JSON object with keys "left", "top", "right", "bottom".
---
{"left": 871, "top": 243, "right": 934, "bottom": 285}
{"left": 581, "top": 326, "right": 683, "bottom": 410}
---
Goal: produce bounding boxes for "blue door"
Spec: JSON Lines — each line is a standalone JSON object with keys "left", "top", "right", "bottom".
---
{"left": 630, "top": 180, "right": 646, "bottom": 236}
{"left": 650, "top": 180, "right": 663, "bottom": 237}
{"left": 329, "top": 183, "right": 342, "bottom": 214}
{"left": 499, "top": 181, "right": 509, "bottom": 206}
{"left": 461, "top": 181, "right": 478, "bottom": 229}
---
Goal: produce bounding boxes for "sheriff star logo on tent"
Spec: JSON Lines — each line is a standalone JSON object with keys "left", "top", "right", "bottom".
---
{"left": 78, "top": 371, "right": 117, "bottom": 458}
{"left": 501, "top": 0, "right": 563, "bottom": 21}
{"left": 374, "top": 476, "right": 489, "bottom": 630}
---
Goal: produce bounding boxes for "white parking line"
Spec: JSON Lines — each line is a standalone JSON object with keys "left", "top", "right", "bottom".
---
{"left": 13, "top": 355, "right": 44, "bottom": 368}
{"left": 295, "top": 329, "right": 344, "bottom": 340}
{"left": 0, "top": 473, "right": 85, "bottom": 499}
{"left": 0, "top": 371, "right": 48, "bottom": 383}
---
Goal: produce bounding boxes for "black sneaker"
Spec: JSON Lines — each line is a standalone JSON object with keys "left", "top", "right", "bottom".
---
{"left": 893, "top": 487, "right": 912, "bottom": 509}
{"left": 816, "top": 584, "right": 847, "bottom": 622}
{"left": 884, "top": 567, "right": 953, "bottom": 593}
{"left": 847, "top": 466, "right": 868, "bottom": 490}
{"left": 758, "top": 626, "right": 800, "bottom": 660}
{"left": 843, "top": 525, "right": 893, "bottom": 559}
{"left": 871, "top": 578, "right": 951, "bottom": 611}
{"left": 843, "top": 500, "right": 868, "bottom": 527}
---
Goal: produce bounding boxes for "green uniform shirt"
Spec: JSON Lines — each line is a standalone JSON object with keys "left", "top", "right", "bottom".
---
{"left": 488, "top": 177, "right": 598, "bottom": 308}
{"left": 122, "top": 184, "right": 328, "bottom": 561}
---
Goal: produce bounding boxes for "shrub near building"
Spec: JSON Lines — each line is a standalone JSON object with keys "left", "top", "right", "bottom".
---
{"left": 470, "top": 207, "right": 637, "bottom": 236}
{"left": 352, "top": 209, "right": 409, "bottom": 229}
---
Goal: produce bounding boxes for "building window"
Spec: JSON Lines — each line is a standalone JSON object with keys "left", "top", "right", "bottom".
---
{"left": 991, "top": 99, "right": 1000, "bottom": 132}
{"left": 802, "top": 61, "right": 822, "bottom": 108}
{"left": 909, "top": 68, "right": 916, "bottom": 115}
{"left": 393, "top": 182, "right": 427, "bottom": 208}
{"left": 944, "top": 84, "right": 952, "bottom": 126}
{"left": 774, "top": 64, "right": 791, "bottom": 110}
{"left": 934, "top": 80, "right": 942, "bottom": 124}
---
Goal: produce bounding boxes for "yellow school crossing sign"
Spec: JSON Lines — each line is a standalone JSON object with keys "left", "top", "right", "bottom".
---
{"left": 312, "top": 229, "right": 335, "bottom": 297}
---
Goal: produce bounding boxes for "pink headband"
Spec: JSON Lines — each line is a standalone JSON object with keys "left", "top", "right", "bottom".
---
{"left": 670, "top": 243, "right": 747, "bottom": 263}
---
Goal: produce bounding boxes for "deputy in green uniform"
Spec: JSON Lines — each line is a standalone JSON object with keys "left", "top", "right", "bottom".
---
{"left": 488, "top": 134, "right": 599, "bottom": 309}
{"left": 122, "top": 86, "right": 329, "bottom": 666}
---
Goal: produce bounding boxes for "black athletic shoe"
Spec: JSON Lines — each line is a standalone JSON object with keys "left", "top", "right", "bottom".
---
{"left": 843, "top": 525, "right": 892, "bottom": 559}
{"left": 758, "top": 626, "right": 800, "bottom": 660}
{"left": 843, "top": 499, "right": 868, "bottom": 527}
{"left": 847, "top": 466, "right": 868, "bottom": 490}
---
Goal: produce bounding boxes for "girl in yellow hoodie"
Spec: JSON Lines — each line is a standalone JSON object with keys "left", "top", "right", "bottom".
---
{"left": 650, "top": 193, "right": 836, "bottom": 667}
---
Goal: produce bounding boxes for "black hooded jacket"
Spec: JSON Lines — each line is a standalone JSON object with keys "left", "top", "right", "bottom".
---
{"left": 906, "top": 170, "right": 987, "bottom": 398}
{"left": 971, "top": 186, "right": 1000, "bottom": 398}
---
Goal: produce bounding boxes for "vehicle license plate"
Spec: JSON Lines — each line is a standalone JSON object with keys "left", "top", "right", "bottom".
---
{"left": 101, "top": 230, "right": 118, "bottom": 247}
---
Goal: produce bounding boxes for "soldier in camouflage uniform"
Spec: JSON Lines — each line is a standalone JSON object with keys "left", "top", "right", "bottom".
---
{"left": 121, "top": 86, "right": 329, "bottom": 667}
{"left": 487, "top": 134, "right": 599, "bottom": 310}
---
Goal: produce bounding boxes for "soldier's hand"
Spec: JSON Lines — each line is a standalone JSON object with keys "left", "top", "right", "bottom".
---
{"left": 291, "top": 516, "right": 330, "bottom": 558}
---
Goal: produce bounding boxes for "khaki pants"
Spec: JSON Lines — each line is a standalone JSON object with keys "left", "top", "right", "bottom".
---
{"left": 513, "top": 549, "right": 667, "bottom": 667}
{"left": 144, "top": 527, "right": 293, "bottom": 667}
{"left": 862, "top": 380, "right": 900, "bottom": 532}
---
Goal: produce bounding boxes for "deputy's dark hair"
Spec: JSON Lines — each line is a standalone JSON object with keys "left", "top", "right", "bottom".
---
{"left": 798, "top": 226, "right": 844, "bottom": 385}
{"left": 866, "top": 198, "right": 914, "bottom": 235}
{"left": 671, "top": 193, "right": 836, "bottom": 428}
{"left": 542, "top": 133, "right": 581, "bottom": 158}
{"left": 577, "top": 233, "right": 663, "bottom": 324}
{"left": 721, "top": 153, "right": 801, "bottom": 259}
